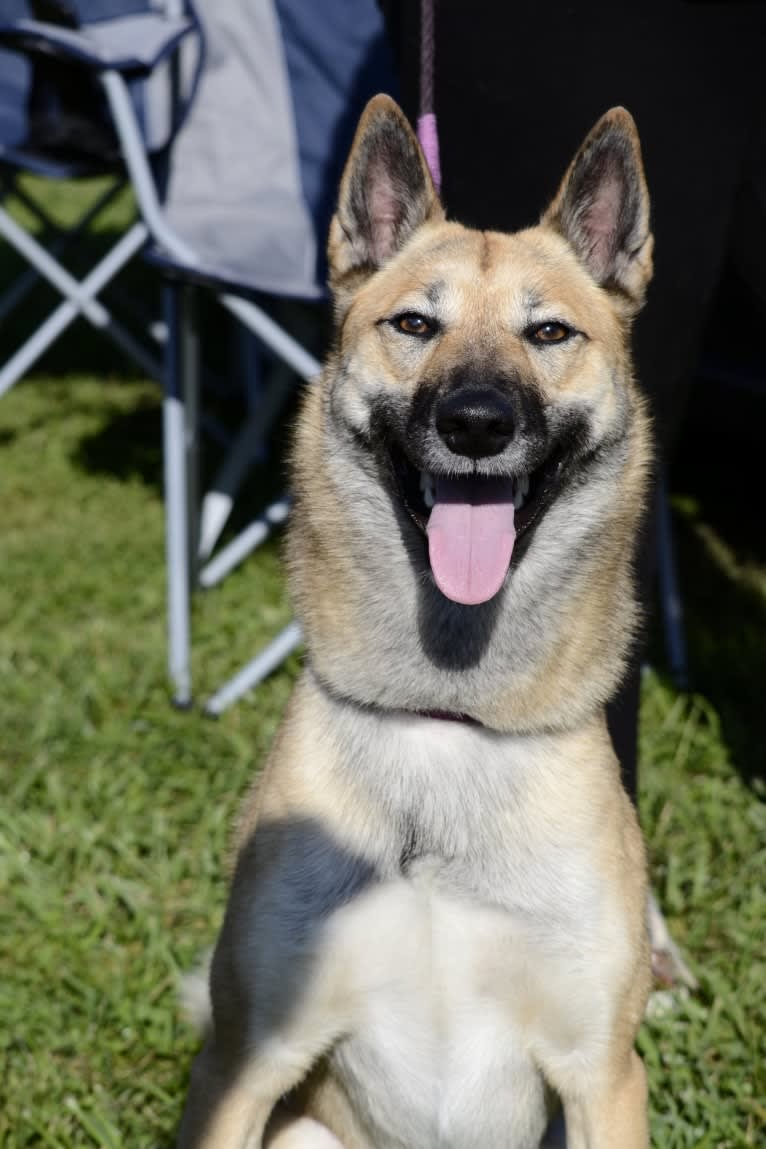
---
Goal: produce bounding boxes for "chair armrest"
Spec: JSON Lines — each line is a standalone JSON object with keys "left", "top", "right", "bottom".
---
{"left": 0, "top": 12, "right": 196, "bottom": 77}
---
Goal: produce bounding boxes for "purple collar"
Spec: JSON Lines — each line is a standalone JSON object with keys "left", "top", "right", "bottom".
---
{"left": 413, "top": 708, "right": 480, "bottom": 726}
{"left": 309, "top": 668, "right": 482, "bottom": 728}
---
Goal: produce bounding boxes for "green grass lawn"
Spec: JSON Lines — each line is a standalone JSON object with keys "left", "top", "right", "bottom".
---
{"left": 0, "top": 183, "right": 764, "bottom": 1147}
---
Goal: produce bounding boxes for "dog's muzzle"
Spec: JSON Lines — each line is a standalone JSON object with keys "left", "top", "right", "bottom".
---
{"left": 383, "top": 377, "right": 569, "bottom": 608}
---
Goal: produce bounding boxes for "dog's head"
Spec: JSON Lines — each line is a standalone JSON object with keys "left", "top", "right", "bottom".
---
{"left": 289, "top": 96, "right": 653, "bottom": 732}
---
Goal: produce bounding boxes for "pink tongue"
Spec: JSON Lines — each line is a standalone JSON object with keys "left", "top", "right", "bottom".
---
{"left": 426, "top": 476, "right": 516, "bottom": 605}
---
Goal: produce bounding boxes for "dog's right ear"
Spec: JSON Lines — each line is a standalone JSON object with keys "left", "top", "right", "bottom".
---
{"left": 328, "top": 94, "right": 444, "bottom": 298}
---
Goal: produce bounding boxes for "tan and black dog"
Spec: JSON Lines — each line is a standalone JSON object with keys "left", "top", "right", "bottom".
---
{"left": 178, "top": 95, "right": 654, "bottom": 1149}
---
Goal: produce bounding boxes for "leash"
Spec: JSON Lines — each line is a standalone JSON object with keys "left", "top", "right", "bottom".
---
{"left": 417, "top": 0, "right": 442, "bottom": 192}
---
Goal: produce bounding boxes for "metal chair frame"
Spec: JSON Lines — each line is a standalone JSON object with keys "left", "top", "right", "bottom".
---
{"left": 0, "top": 2, "right": 197, "bottom": 394}
{"left": 0, "top": 173, "right": 160, "bottom": 395}
{"left": 100, "top": 67, "right": 319, "bottom": 712}
{"left": 0, "top": 6, "right": 322, "bottom": 713}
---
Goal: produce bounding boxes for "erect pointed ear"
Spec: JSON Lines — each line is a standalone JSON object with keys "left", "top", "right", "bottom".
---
{"left": 328, "top": 94, "right": 444, "bottom": 291}
{"left": 542, "top": 107, "right": 653, "bottom": 307}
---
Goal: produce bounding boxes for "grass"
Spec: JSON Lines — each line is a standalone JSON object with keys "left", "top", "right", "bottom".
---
{"left": 0, "top": 372, "right": 298, "bottom": 1148}
{"left": 0, "top": 180, "right": 764, "bottom": 1146}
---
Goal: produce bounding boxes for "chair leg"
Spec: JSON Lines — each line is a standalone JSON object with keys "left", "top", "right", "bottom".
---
{"left": 0, "top": 176, "right": 126, "bottom": 324}
{"left": 0, "top": 211, "right": 159, "bottom": 394}
{"left": 221, "top": 292, "right": 321, "bottom": 383}
{"left": 197, "top": 325, "right": 310, "bottom": 560}
{"left": 163, "top": 283, "right": 194, "bottom": 706}
{"left": 199, "top": 496, "right": 290, "bottom": 589}
{"left": 197, "top": 408, "right": 269, "bottom": 560}
{"left": 181, "top": 286, "right": 201, "bottom": 571}
{"left": 203, "top": 622, "right": 304, "bottom": 717}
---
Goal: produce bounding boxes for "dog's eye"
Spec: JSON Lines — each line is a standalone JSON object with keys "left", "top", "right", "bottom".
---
{"left": 392, "top": 312, "right": 435, "bottom": 337}
{"left": 526, "top": 321, "right": 573, "bottom": 345}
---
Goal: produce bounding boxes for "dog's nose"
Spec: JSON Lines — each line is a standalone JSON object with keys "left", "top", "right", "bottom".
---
{"left": 435, "top": 388, "right": 515, "bottom": 458}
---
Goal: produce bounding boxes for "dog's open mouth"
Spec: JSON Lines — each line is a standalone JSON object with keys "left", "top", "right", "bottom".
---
{"left": 389, "top": 445, "right": 566, "bottom": 606}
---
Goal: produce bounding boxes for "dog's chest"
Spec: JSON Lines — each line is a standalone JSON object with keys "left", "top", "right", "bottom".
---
{"left": 306, "top": 708, "right": 627, "bottom": 1147}
{"left": 327, "top": 866, "right": 595, "bottom": 1149}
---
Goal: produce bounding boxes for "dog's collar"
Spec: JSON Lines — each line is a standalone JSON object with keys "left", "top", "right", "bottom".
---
{"left": 412, "top": 708, "right": 480, "bottom": 726}
{"left": 309, "top": 666, "right": 482, "bottom": 728}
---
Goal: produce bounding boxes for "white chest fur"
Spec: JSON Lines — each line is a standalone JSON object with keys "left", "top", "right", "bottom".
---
{"left": 328, "top": 879, "right": 552, "bottom": 1149}
{"left": 297, "top": 698, "right": 631, "bottom": 1149}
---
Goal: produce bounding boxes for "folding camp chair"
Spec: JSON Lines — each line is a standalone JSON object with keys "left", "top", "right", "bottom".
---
{"left": 1, "top": 0, "right": 394, "bottom": 712}
{"left": 0, "top": 1, "right": 198, "bottom": 395}
{"left": 134, "top": 0, "right": 394, "bottom": 713}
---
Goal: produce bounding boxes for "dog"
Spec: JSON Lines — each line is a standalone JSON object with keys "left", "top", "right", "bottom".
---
{"left": 177, "top": 95, "right": 655, "bottom": 1149}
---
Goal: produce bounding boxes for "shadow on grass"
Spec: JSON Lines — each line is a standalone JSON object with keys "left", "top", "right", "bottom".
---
{"left": 70, "top": 380, "right": 301, "bottom": 567}
{"left": 72, "top": 394, "right": 164, "bottom": 489}
{"left": 669, "top": 380, "right": 766, "bottom": 790}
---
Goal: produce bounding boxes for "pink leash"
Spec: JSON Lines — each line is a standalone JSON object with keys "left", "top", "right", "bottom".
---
{"left": 417, "top": 0, "right": 441, "bottom": 193}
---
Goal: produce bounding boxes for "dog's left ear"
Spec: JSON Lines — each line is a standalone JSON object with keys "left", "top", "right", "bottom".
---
{"left": 329, "top": 94, "right": 444, "bottom": 294}
{"left": 543, "top": 107, "right": 652, "bottom": 307}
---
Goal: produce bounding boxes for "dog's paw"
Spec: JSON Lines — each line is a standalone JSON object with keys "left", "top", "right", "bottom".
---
{"left": 648, "top": 890, "right": 698, "bottom": 991}
{"left": 266, "top": 1116, "right": 345, "bottom": 1148}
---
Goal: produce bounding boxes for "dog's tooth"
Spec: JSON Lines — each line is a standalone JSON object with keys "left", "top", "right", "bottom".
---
{"left": 420, "top": 471, "right": 435, "bottom": 508}
{"left": 512, "top": 474, "right": 529, "bottom": 510}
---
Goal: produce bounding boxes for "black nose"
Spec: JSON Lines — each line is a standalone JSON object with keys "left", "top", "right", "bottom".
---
{"left": 435, "top": 387, "right": 516, "bottom": 458}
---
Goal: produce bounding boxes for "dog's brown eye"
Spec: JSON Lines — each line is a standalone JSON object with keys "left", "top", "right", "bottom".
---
{"left": 527, "top": 321, "right": 572, "bottom": 344}
{"left": 394, "top": 313, "right": 434, "bottom": 336}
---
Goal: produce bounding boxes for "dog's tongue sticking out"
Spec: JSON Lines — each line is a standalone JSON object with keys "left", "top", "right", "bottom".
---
{"left": 426, "top": 476, "right": 516, "bottom": 605}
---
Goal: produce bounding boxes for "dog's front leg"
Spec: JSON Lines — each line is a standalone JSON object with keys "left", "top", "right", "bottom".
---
{"left": 559, "top": 1050, "right": 649, "bottom": 1149}
{"left": 177, "top": 815, "right": 375, "bottom": 1149}
{"left": 177, "top": 1033, "right": 334, "bottom": 1149}
{"left": 176, "top": 1036, "right": 278, "bottom": 1149}
{"left": 178, "top": 1016, "right": 353, "bottom": 1149}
